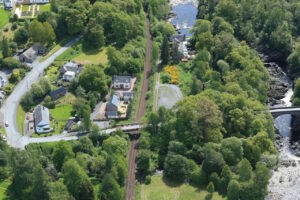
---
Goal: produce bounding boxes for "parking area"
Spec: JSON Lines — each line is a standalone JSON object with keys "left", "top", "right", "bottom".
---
{"left": 157, "top": 84, "right": 183, "bottom": 109}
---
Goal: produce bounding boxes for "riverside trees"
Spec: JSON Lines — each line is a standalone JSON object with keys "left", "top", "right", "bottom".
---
{"left": 136, "top": 1, "right": 277, "bottom": 199}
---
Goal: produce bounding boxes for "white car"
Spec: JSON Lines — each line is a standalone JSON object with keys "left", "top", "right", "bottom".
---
{"left": 4, "top": 121, "right": 8, "bottom": 127}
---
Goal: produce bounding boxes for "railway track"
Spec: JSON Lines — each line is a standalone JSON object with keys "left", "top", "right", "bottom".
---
{"left": 125, "top": 10, "right": 152, "bottom": 200}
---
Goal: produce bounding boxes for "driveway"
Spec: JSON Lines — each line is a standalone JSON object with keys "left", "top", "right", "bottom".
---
{"left": 0, "top": 36, "right": 81, "bottom": 149}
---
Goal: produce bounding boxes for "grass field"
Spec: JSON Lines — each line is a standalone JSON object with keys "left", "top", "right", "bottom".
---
{"left": 0, "top": 179, "right": 11, "bottom": 199}
{"left": 17, "top": 105, "right": 25, "bottom": 135}
{"left": 0, "top": 8, "right": 10, "bottom": 30}
{"left": 73, "top": 48, "right": 108, "bottom": 65}
{"left": 46, "top": 66, "right": 60, "bottom": 84}
{"left": 39, "top": 4, "right": 50, "bottom": 12}
{"left": 56, "top": 41, "right": 108, "bottom": 65}
{"left": 140, "top": 176, "right": 226, "bottom": 200}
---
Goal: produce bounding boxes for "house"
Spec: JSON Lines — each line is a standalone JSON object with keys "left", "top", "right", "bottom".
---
{"left": 33, "top": 105, "right": 50, "bottom": 133}
{"left": 64, "top": 119, "right": 76, "bottom": 132}
{"left": 4, "top": 0, "right": 16, "bottom": 9}
{"left": 63, "top": 71, "right": 76, "bottom": 82}
{"left": 19, "top": 44, "right": 46, "bottom": 63}
{"left": 16, "top": 0, "right": 49, "bottom": 4}
{"left": 106, "top": 95, "right": 120, "bottom": 118}
{"left": 49, "top": 87, "right": 66, "bottom": 101}
{"left": 170, "top": 34, "right": 186, "bottom": 43}
{"left": 123, "top": 92, "right": 133, "bottom": 103}
{"left": 113, "top": 76, "right": 132, "bottom": 90}
{"left": 63, "top": 62, "right": 80, "bottom": 74}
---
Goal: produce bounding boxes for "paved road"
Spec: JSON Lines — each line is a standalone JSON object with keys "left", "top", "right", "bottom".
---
{"left": 0, "top": 36, "right": 81, "bottom": 149}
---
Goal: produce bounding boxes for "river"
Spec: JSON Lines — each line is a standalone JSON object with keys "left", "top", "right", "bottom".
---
{"left": 169, "top": 1, "right": 300, "bottom": 199}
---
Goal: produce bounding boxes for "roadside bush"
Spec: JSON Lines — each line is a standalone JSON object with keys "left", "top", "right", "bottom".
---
{"left": 2, "top": 57, "right": 20, "bottom": 69}
{"left": 161, "top": 73, "right": 171, "bottom": 83}
{"left": 145, "top": 175, "right": 151, "bottom": 185}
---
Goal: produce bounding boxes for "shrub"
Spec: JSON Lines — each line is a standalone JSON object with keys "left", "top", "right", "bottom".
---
{"left": 163, "top": 65, "right": 179, "bottom": 84}
{"left": 145, "top": 175, "right": 151, "bottom": 185}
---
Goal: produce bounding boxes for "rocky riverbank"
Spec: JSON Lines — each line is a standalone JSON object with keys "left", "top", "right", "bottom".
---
{"left": 266, "top": 62, "right": 290, "bottom": 106}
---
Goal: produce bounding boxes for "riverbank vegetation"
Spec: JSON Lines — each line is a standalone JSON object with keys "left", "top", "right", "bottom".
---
{"left": 136, "top": 0, "right": 278, "bottom": 200}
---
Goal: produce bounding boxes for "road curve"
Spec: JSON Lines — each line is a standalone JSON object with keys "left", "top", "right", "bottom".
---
{"left": 0, "top": 36, "right": 81, "bottom": 149}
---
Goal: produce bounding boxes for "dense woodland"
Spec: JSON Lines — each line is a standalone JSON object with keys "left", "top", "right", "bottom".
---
{"left": 136, "top": 0, "right": 284, "bottom": 200}
{"left": 0, "top": 0, "right": 147, "bottom": 199}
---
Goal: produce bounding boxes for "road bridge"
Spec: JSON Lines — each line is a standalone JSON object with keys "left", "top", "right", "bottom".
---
{"left": 270, "top": 107, "right": 300, "bottom": 118}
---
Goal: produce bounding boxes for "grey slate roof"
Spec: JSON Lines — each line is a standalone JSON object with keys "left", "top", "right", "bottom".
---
{"left": 109, "top": 95, "right": 120, "bottom": 107}
{"left": 113, "top": 75, "right": 132, "bottom": 84}
{"left": 49, "top": 87, "right": 66, "bottom": 98}
{"left": 34, "top": 105, "right": 50, "bottom": 125}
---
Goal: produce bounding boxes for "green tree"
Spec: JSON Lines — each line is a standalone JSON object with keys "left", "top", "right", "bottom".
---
{"left": 161, "top": 35, "right": 169, "bottom": 65}
{"left": 63, "top": 159, "right": 94, "bottom": 200}
{"left": 238, "top": 159, "right": 252, "bottom": 182}
{"left": 14, "top": 27, "right": 29, "bottom": 44}
{"left": 83, "top": 18, "right": 105, "bottom": 50}
{"left": 1, "top": 37, "right": 9, "bottom": 58}
{"left": 137, "top": 149, "right": 151, "bottom": 176}
{"left": 207, "top": 181, "right": 215, "bottom": 193}
{"left": 176, "top": 95, "right": 223, "bottom": 144}
{"left": 202, "top": 149, "right": 225, "bottom": 175}
{"left": 220, "top": 137, "right": 243, "bottom": 165}
{"left": 48, "top": 181, "right": 71, "bottom": 200}
{"left": 53, "top": 141, "right": 75, "bottom": 171}
{"left": 227, "top": 180, "right": 240, "bottom": 200}
{"left": 78, "top": 65, "right": 108, "bottom": 94}
{"left": 100, "top": 173, "right": 122, "bottom": 200}
{"left": 32, "top": 166, "right": 50, "bottom": 200}
{"left": 164, "top": 153, "right": 193, "bottom": 182}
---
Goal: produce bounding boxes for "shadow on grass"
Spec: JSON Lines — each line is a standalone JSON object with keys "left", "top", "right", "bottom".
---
{"left": 162, "top": 176, "right": 184, "bottom": 188}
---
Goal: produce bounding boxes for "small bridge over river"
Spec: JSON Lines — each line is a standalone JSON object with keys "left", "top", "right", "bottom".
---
{"left": 270, "top": 107, "right": 300, "bottom": 118}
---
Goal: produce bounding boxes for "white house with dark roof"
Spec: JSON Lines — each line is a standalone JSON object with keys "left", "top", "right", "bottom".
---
{"left": 113, "top": 75, "right": 132, "bottom": 90}
{"left": 34, "top": 105, "right": 50, "bottom": 133}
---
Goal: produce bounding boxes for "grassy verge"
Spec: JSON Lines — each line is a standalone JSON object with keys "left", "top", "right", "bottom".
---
{"left": 140, "top": 175, "right": 226, "bottom": 200}
{"left": 136, "top": 181, "right": 141, "bottom": 200}
{"left": 17, "top": 105, "right": 25, "bottom": 135}
{"left": 0, "top": 179, "right": 11, "bottom": 199}
{"left": 0, "top": 127, "right": 6, "bottom": 136}
{"left": 0, "top": 8, "right": 10, "bottom": 30}
{"left": 177, "top": 64, "right": 192, "bottom": 96}
{"left": 40, "top": 36, "right": 72, "bottom": 62}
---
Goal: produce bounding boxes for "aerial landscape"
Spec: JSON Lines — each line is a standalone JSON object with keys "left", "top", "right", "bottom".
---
{"left": 1, "top": 0, "right": 300, "bottom": 199}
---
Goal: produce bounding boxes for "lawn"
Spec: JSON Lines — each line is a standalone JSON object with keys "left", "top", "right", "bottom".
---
{"left": 22, "top": 5, "right": 30, "bottom": 12}
{"left": 140, "top": 176, "right": 226, "bottom": 200}
{"left": 0, "top": 179, "right": 11, "bottom": 199}
{"left": 0, "top": 8, "right": 10, "bottom": 30}
{"left": 56, "top": 41, "right": 108, "bottom": 65}
{"left": 178, "top": 65, "right": 192, "bottom": 96}
{"left": 45, "top": 66, "right": 60, "bottom": 84}
{"left": 73, "top": 48, "right": 108, "bottom": 65}
{"left": 39, "top": 4, "right": 50, "bottom": 12}
{"left": 17, "top": 105, "right": 25, "bottom": 135}
{"left": 49, "top": 94, "right": 75, "bottom": 134}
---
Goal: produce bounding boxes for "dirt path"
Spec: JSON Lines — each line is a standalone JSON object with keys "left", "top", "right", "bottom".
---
{"left": 125, "top": 12, "right": 152, "bottom": 200}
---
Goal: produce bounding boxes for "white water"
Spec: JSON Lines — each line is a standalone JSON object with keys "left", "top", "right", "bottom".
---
{"left": 169, "top": 0, "right": 198, "bottom": 7}
{"left": 267, "top": 72, "right": 300, "bottom": 200}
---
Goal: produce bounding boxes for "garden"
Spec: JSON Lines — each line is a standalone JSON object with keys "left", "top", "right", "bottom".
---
{"left": 0, "top": 8, "right": 10, "bottom": 30}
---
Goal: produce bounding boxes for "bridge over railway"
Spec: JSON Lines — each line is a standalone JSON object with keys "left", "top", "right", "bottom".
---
{"left": 270, "top": 107, "right": 300, "bottom": 118}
